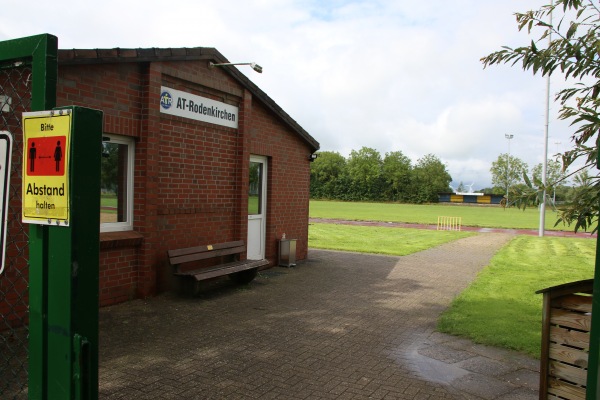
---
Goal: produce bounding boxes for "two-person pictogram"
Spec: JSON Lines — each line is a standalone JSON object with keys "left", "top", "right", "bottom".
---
{"left": 29, "top": 142, "right": 36, "bottom": 172}
{"left": 27, "top": 137, "right": 65, "bottom": 176}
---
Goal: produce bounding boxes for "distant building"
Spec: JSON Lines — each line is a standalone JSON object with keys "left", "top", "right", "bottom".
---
{"left": 438, "top": 192, "right": 504, "bottom": 205}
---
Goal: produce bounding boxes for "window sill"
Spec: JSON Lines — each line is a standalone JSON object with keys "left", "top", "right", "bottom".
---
{"left": 100, "top": 230, "right": 144, "bottom": 250}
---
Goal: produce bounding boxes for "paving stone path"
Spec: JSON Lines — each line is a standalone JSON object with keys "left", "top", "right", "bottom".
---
{"left": 99, "top": 232, "right": 539, "bottom": 399}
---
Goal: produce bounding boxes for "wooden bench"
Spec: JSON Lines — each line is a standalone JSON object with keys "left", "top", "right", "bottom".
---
{"left": 168, "top": 240, "right": 269, "bottom": 293}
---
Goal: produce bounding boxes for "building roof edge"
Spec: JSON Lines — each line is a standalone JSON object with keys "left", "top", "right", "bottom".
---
{"left": 58, "top": 47, "right": 320, "bottom": 152}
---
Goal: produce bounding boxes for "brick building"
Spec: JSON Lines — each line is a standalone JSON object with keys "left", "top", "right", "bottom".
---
{"left": 56, "top": 47, "right": 319, "bottom": 306}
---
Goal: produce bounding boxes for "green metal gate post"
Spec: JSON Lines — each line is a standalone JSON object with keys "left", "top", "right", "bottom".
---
{"left": 53, "top": 106, "right": 101, "bottom": 400}
{"left": 0, "top": 33, "right": 59, "bottom": 400}
{"left": 587, "top": 238, "right": 600, "bottom": 398}
{"left": 22, "top": 107, "right": 102, "bottom": 400}
{"left": 0, "top": 33, "right": 102, "bottom": 399}
{"left": 586, "top": 147, "right": 600, "bottom": 398}
{"left": 2, "top": 33, "right": 102, "bottom": 399}
{"left": 27, "top": 106, "right": 102, "bottom": 399}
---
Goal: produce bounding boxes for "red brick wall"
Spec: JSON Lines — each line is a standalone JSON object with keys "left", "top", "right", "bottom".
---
{"left": 99, "top": 248, "right": 138, "bottom": 305}
{"left": 53, "top": 59, "right": 314, "bottom": 306}
{"left": 248, "top": 101, "right": 312, "bottom": 261}
{"left": 57, "top": 63, "right": 146, "bottom": 306}
{"left": 59, "top": 63, "right": 144, "bottom": 138}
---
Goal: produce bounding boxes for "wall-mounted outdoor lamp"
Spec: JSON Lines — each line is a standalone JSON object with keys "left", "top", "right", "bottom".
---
{"left": 308, "top": 153, "right": 318, "bottom": 162}
{"left": 209, "top": 61, "right": 263, "bottom": 73}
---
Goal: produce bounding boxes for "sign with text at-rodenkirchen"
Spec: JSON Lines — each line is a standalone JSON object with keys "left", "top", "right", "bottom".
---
{"left": 159, "top": 86, "right": 239, "bottom": 129}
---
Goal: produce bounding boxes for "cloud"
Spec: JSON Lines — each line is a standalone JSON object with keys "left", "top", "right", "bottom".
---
{"left": 0, "top": 0, "right": 569, "bottom": 189}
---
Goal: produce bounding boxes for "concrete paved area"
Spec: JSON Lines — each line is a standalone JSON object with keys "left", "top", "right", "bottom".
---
{"left": 99, "top": 233, "right": 539, "bottom": 399}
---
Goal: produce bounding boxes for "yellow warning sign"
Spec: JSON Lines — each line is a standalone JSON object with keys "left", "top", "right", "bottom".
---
{"left": 22, "top": 111, "right": 71, "bottom": 226}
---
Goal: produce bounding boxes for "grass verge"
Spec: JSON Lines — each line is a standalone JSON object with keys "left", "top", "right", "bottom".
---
{"left": 436, "top": 235, "right": 596, "bottom": 357}
{"left": 309, "top": 222, "right": 474, "bottom": 256}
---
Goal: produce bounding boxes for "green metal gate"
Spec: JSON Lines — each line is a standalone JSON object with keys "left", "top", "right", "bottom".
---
{"left": 0, "top": 34, "right": 57, "bottom": 400}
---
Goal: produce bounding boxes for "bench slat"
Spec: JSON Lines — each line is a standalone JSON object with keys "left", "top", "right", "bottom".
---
{"left": 168, "top": 240, "right": 245, "bottom": 258}
{"left": 175, "top": 259, "right": 269, "bottom": 281}
{"left": 170, "top": 245, "right": 246, "bottom": 266}
{"left": 168, "top": 240, "right": 268, "bottom": 287}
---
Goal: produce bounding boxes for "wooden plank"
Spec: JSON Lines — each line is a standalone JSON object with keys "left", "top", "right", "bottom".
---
{"left": 547, "top": 377, "right": 586, "bottom": 399}
{"left": 192, "top": 264, "right": 256, "bottom": 280}
{"left": 168, "top": 240, "right": 244, "bottom": 258}
{"left": 551, "top": 294, "right": 593, "bottom": 313}
{"left": 549, "top": 360, "right": 588, "bottom": 386}
{"left": 540, "top": 292, "right": 552, "bottom": 398}
{"left": 550, "top": 309, "right": 591, "bottom": 332}
{"left": 191, "top": 260, "right": 268, "bottom": 281}
{"left": 174, "top": 259, "right": 269, "bottom": 281}
{"left": 550, "top": 326, "right": 590, "bottom": 350}
{"left": 537, "top": 279, "right": 594, "bottom": 297}
{"left": 174, "top": 259, "right": 259, "bottom": 276}
{"left": 549, "top": 343, "right": 589, "bottom": 368}
{"left": 169, "top": 245, "right": 246, "bottom": 265}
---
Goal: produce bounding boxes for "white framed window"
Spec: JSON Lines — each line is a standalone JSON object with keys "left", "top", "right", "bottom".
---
{"left": 100, "top": 134, "right": 134, "bottom": 232}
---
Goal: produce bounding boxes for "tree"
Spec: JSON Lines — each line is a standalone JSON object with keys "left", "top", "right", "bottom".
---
{"left": 408, "top": 154, "right": 452, "bottom": 203}
{"left": 531, "top": 159, "right": 567, "bottom": 203}
{"left": 101, "top": 142, "right": 119, "bottom": 193}
{"left": 490, "top": 153, "right": 529, "bottom": 195}
{"left": 531, "top": 159, "right": 564, "bottom": 186}
{"left": 310, "top": 151, "right": 348, "bottom": 199}
{"left": 381, "top": 151, "right": 412, "bottom": 201}
{"left": 479, "top": 186, "right": 506, "bottom": 195}
{"left": 346, "top": 147, "right": 383, "bottom": 200}
{"left": 481, "top": 0, "right": 600, "bottom": 231}
{"left": 558, "top": 168, "right": 599, "bottom": 231}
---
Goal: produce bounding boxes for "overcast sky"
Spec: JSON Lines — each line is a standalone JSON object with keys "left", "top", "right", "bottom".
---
{"left": 1, "top": 0, "right": 574, "bottom": 189}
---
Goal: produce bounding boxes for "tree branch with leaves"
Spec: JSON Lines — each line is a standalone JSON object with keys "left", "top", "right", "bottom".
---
{"left": 482, "top": 0, "right": 600, "bottom": 232}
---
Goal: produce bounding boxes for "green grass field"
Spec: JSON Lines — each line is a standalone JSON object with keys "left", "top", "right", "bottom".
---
{"left": 101, "top": 194, "right": 117, "bottom": 207}
{"left": 101, "top": 194, "right": 117, "bottom": 216}
{"left": 310, "top": 200, "right": 582, "bottom": 232}
{"left": 309, "top": 223, "right": 473, "bottom": 256}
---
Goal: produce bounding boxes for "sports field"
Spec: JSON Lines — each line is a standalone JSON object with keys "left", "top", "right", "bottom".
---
{"left": 310, "top": 200, "right": 581, "bottom": 231}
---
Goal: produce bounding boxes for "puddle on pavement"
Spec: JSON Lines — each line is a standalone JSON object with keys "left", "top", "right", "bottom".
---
{"left": 400, "top": 342, "right": 470, "bottom": 385}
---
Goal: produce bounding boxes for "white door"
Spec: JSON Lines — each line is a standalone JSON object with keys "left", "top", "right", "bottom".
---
{"left": 247, "top": 156, "right": 267, "bottom": 260}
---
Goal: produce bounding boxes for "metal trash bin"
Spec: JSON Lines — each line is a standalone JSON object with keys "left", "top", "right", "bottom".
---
{"left": 278, "top": 236, "right": 297, "bottom": 267}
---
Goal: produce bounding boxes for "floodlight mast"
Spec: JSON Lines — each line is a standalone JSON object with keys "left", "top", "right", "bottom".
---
{"left": 209, "top": 61, "right": 263, "bottom": 73}
{"left": 539, "top": 3, "right": 553, "bottom": 238}
{"left": 505, "top": 133, "right": 514, "bottom": 205}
